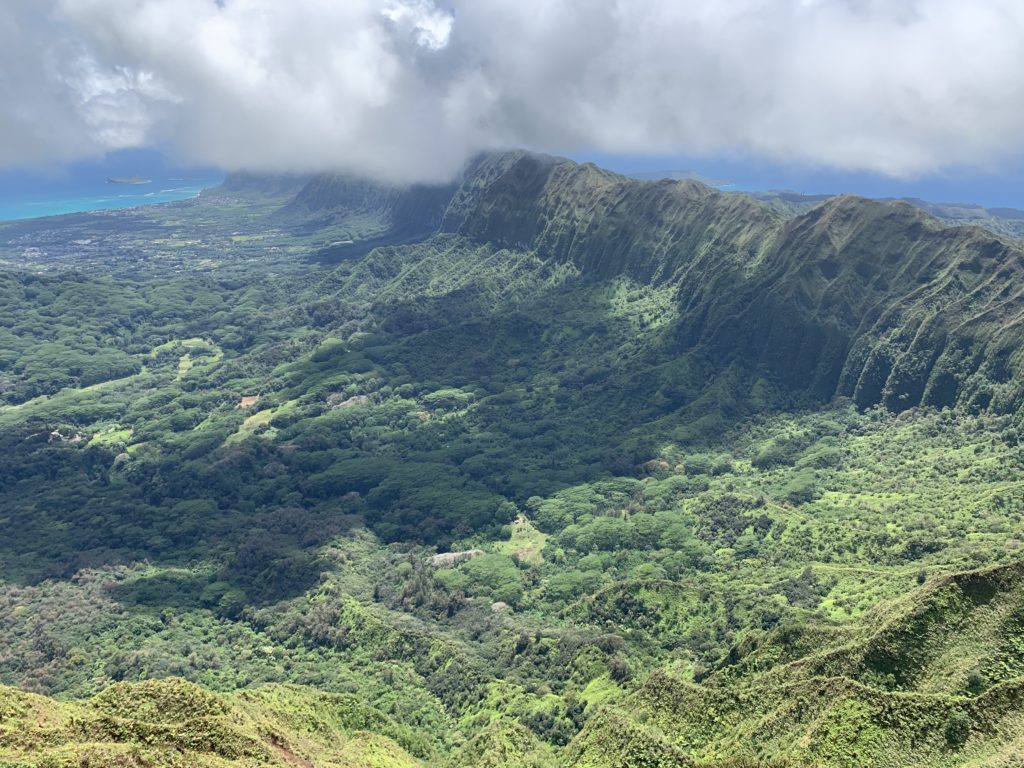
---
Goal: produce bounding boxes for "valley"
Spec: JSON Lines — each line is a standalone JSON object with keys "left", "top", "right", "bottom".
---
{"left": 1, "top": 151, "right": 1023, "bottom": 767}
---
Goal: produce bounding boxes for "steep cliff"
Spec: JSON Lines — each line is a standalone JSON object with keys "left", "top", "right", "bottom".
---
{"left": 436, "top": 152, "right": 1024, "bottom": 413}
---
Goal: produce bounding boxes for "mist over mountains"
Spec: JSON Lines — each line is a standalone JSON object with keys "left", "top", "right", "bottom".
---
{"left": 4, "top": 1, "right": 1024, "bottom": 183}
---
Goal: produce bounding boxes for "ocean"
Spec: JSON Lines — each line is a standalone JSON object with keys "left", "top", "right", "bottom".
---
{"left": 0, "top": 174, "right": 224, "bottom": 222}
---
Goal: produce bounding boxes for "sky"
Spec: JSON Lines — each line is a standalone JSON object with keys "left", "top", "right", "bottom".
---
{"left": 2, "top": 0, "right": 1024, "bottom": 204}
{"left": 573, "top": 152, "right": 1024, "bottom": 209}
{"left": 0, "top": 148, "right": 216, "bottom": 194}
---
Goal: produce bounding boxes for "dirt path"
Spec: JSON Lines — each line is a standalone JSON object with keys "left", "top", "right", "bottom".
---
{"left": 267, "top": 739, "right": 314, "bottom": 768}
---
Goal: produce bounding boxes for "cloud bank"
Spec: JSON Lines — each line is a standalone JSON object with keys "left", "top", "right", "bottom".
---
{"left": 2, "top": 0, "right": 1023, "bottom": 183}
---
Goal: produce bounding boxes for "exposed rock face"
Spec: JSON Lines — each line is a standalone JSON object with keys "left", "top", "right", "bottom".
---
{"left": 326, "top": 393, "right": 369, "bottom": 410}
{"left": 283, "top": 173, "right": 457, "bottom": 237}
{"left": 428, "top": 549, "right": 484, "bottom": 568}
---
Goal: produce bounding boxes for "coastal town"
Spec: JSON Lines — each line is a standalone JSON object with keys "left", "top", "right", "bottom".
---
{"left": 0, "top": 188, "right": 370, "bottom": 279}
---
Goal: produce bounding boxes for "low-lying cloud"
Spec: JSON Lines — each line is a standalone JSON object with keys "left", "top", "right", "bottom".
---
{"left": 2, "top": 0, "right": 1023, "bottom": 183}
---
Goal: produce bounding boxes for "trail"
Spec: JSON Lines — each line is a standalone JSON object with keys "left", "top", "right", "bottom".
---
{"left": 267, "top": 739, "right": 314, "bottom": 768}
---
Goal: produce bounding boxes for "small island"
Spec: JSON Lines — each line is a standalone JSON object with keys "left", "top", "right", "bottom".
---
{"left": 107, "top": 176, "right": 151, "bottom": 185}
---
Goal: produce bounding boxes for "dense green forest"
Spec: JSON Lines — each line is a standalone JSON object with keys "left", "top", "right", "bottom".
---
{"left": 1, "top": 152, "right": 1023, "bottom": 767}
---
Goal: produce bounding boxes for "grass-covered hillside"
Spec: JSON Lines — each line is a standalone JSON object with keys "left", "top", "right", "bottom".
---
{"left": 0, "top": 677, "right": 425, "bottom": 767}
{"left": 0, "top": 151, "right": 1023, "bottom": 766}
{"left": 571, "top": 560, "right": 1024, "bottom": 767}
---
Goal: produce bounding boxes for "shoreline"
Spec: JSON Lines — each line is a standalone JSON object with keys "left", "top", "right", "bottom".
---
{"left": 0, "top": 179, "right": 223, "bottom": 223}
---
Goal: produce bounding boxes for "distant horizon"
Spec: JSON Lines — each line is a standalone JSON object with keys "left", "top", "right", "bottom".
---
{"left": 2, "top": 146, "right": 1023, "bottom": 223}
{"left": 0, "top": 149, "right": 223, "bottom": 222}
{"left": 569, "top": 151, "right": 1024, "bottom": 211}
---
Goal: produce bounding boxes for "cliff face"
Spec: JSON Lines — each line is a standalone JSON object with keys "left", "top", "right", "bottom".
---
{"left": 289, "top": 151, "right": 1024, "bottom": 414}
{"left": 439, "top": 152, "right": 1024, "bottom": 414}
{"left": 669, "top": 195, "right": 1024, "bottom": 410}
{"left": 284, "top": 173, "right": 457, "bottom": 238}
{"left": 442, "top": 151, "right": 779, "bottom": 284}
{"left": 214, "top": 171, "right": 313, "bottom": 199}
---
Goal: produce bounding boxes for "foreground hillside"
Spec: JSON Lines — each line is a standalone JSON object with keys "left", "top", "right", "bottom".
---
{"left": 0, "top": 678, "right": 424, "bottom": 767}
{"left": 0, "top": 151, "right": 1023, "bottom": 765}
{"left": 3, "top": 558, "right": 1023, "bottom": 767}
{"left": 572, "top": 560, "right": 1024, "bottom": 767}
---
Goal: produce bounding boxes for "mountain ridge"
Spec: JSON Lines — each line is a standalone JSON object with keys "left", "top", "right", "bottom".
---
{"left": 402, "top": 152, "right": 1024, "bottom": 414}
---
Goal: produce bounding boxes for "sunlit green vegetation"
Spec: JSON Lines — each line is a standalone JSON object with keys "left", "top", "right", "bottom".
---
{"left": 1, "top": 153, "right": 1023, "bottom": 766}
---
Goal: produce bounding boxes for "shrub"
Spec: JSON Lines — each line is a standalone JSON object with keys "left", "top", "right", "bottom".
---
{"left": 945, "top": 711, "right": 971, "bottom": 748}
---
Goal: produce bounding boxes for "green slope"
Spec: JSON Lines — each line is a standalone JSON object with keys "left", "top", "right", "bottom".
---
{"left": 568, "top": 561, "right": 1024, "bottom": 767}
{"left": 5, "top": 559, "right": 1022, "bottom": 767}
{"left": 753, "top": 190, "right": 1024, "bottom": 242}
{"left": 0, "top": 678, "right": 422, "bottom": 767}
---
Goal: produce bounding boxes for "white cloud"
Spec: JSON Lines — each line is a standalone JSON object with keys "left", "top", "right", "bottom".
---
{"left": 0, "top": 0, "right": 1022, "bottom": 182}
{"left": 382, "top": 0, "right": 453, "bottom": 50}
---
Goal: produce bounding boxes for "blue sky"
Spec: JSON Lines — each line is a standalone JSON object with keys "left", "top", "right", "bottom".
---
{"left": 571, "top": 152, "right": 1024, "bottom": 210}
{"left": 0, "top": 149, "right": 219, "bottom": 196}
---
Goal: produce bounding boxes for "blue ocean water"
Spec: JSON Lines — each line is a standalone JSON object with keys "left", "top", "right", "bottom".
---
{"left": 0, "top": 149, "right": 224, "bottom": 222}
{"left": 0, "top": 176, "right": 223, "bottom": 222}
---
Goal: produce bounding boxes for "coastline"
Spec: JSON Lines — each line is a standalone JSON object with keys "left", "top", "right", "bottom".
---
{"left": 0, "top": 177, "right": 223, "bottom": 222}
